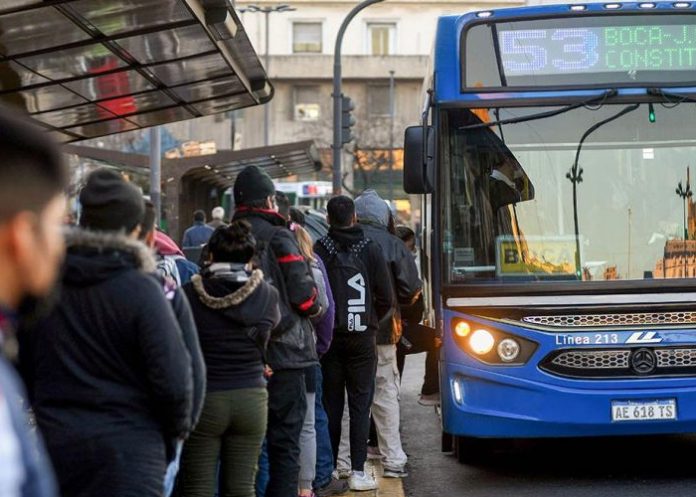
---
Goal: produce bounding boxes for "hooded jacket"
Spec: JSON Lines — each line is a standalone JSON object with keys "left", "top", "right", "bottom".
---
{"left": 184, "top": 264, "right": 280, "bottom": 391}
{"left": 233, "top": 208, "right": 320, "bottom": 370}
{"left": 355, "top": 190, "right": 423, "bottom": 345}
{"left": 20, "top": 229, "right": 194, "bottom": 497}
{"left": 314, "top": 225, "right": 394, "bottom": 336}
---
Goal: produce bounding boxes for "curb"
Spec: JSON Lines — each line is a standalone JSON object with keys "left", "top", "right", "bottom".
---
{"left": 343, "top": 459, "right": 406, "bottom": 497}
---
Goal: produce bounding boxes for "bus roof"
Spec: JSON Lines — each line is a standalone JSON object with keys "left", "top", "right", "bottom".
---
{"left": 434, "top": 3, "right": 696, "bottom": 106}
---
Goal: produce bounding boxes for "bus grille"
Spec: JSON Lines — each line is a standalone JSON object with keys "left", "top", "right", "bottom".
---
{"left": 541, "top": 347, "right": 696, "bottom": 378}
{"left": 550, "top": 350, "right": 630, "bottom": 370}
{"left": 523, "top": 311, "right": 696, "bottom": 328}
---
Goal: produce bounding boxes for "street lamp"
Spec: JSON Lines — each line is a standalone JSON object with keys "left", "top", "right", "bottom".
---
{"left": 676, "top": 169, "right": 692, "bottom": 277}
{"left": 240, "top": 4, "right": 296, "bottom": 146}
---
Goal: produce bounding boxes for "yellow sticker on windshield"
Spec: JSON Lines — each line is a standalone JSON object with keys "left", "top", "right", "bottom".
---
{"left": 496, "top": 236, "right": 578, "bottom": 277}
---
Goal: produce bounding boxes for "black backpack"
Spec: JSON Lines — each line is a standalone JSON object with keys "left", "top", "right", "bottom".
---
{"left": 317, "top": 235, "right": 373, "bottom": 333}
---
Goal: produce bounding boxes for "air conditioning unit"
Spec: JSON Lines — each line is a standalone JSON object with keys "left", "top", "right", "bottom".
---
{"left": 294, "top": 103, "right": 320, "bottom": 121}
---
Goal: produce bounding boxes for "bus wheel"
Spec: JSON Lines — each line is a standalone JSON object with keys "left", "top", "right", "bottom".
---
{"left": 441, "top": 431, "right": 453, "bottom": 452}
{"left": 454, "top": 435, "right": 489, "bottom": 465}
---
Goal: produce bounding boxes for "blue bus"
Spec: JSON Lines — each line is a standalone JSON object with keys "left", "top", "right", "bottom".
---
{"left": 403, "top": 2, "right": 696, "bottom": 462}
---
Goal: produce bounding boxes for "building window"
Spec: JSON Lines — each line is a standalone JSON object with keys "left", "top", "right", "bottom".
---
{"left": 293, "top": 86, "right": 321, "bottom": 121}
{"left": 367, "top": 85, "right": 391, "bottom": 117}
{"left": 293, "top": 22, "right": 322, "bottom": 53}
{"left": 368, "top": 23, "right": 396, "bottom": 55}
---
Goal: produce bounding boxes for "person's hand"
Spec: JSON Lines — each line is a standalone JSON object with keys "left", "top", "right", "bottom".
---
{"left": 263, "top": 365, "right": 274, "bottom": 378}
{"left": 434, "top": 336, "right": 443, "bottom": 348}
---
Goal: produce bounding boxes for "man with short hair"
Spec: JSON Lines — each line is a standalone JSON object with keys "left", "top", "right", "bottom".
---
{"left": 21, "top": 168, "right": 194, "bottom": 497}
{"left": 354, "top": 189, "right": 422, "bottom": 479}
{"left": 232, "top": 165, "right": 321, "bottom": 497}
{"left": 207, "top": 206, "right": 227, "bottom": 230}
{"left": 0, "top": 106, "right": 66, "bottom": 497}
{"left": 315, "top": 196, "right": 393, "bottom": 492}
{"left": 182, "top": 210, "right": 214, "bottom": 247}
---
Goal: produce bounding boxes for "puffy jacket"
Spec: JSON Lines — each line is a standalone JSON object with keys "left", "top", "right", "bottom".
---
{"left": 355, "top": 190, "right": 422, "bottom": 344}
{"left": 184, "top": 264, "right": 280, "bottom": 391}
{"left": 20, "top": 229, "right": 193, "bottom": 497}
{"left": 233, "top": 207, "right": 320, "bottom": 370}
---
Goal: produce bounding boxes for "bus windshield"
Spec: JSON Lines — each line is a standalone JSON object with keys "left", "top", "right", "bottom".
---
{"left": 442, "top": 101, "right": 696, "bottom": 285}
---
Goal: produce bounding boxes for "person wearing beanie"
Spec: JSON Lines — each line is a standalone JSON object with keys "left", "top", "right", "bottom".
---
{"left": 20, "top": 168, "right": 194, "bottom": 497}
{"left": 232, "top": 165, "right": 321, "bottom": 497}
{"left": 334, "top": 189, "right": 422, "bottom": 480}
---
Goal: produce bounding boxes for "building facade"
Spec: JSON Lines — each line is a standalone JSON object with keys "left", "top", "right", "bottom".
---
{"left": 234, "top": 0, "right": 524, "bottom": 212}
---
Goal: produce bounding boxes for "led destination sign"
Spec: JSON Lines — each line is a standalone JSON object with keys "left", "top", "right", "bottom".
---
{"left": 499, "top": 24, "right": 696, "bottom": 77}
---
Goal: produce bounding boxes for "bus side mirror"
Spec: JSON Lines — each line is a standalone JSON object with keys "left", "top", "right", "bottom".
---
{"left": 403, "top": 125, "right": 434, "bottom": 194}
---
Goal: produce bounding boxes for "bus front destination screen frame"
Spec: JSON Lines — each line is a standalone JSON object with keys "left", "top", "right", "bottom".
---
{"left": 498, "top": 24, "right": 696, "bottom": 77}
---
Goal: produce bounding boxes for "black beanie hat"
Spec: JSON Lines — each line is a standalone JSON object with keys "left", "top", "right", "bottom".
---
{"left": 79, "top": 168, "right": 145, "bottom": 232}
{"left": 233, "top": 165, "right": 275, "bottom": 206}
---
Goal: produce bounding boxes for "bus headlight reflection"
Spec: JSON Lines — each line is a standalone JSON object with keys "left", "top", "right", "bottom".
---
{"left": 470, "top": 329, "right": 495, "bottom": 355}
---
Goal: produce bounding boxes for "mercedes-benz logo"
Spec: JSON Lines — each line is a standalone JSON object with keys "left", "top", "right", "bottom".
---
{"left": 631, "top": 348, "right": 657, "bottom": 375}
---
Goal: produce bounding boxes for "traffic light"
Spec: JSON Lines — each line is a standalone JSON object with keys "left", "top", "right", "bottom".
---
{"left": 341, "top": 96, "right": 355, "bottom": 145}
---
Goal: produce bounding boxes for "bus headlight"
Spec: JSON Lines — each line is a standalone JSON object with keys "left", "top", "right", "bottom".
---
{"left": 451, "top": 318, "right": 538, "bottom": 365}
{"left": 497, "top": 338, "right": 521, "bottom": 362}
{"left": 470, "top": 329, "right": 495, "bottom": 355}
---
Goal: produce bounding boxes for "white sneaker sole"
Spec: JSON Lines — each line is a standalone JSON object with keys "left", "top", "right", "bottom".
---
{"left": 349, "top": 482, "right": 378, "bottom": 491}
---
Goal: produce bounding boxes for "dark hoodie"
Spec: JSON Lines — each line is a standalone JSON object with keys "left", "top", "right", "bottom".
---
{"left": 315, "top": 225, "right": 394, "bottom": 335}
{"left": 184, "top": 264, "right": 280, "bottom": 391}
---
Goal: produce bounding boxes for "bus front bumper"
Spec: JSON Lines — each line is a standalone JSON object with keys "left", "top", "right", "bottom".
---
{"left": 441, "top": 361, "right": 696, "bottom": 438}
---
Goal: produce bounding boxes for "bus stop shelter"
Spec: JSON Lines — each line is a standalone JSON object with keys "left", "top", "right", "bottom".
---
{"left": 64, "top": 141, "right": 323, "bottom": 240}
{"left": 0, "top": 0, "right": 272, "bottom": 140}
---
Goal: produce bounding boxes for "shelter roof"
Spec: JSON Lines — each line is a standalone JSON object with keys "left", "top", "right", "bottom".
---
{"left": 0, "top": 0, "right": 271, "bottom": 142}
{"left": 64, "top": 140, "right": 323, "bottom": 186}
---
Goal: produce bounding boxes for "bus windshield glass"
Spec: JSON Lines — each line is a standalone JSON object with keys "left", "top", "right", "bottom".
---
{"left": 464, "top": 14, "right": 696, "bottom": 89}
{"left": 441, "top": 102, "right": 696, "bottom": 285}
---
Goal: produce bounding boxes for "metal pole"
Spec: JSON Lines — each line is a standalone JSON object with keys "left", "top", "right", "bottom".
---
{"left": 149, "top": 126, "right": 162, "bottom": 227}
{"left": 264, "top": 10, "right": 270, "bottom": 146}
{"left": 332, "top": 0, "right": 385, "bottom": 195}
{"left": 388, "top": 69, "right": 395, "bottom": 202}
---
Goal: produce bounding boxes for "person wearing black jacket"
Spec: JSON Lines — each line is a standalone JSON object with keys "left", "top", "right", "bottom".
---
{"left": 231, "top": 165, "right": 321, "bottom": 497}
{"left": 139, "top": 201, "right": 207, "bottom": 497}
{"left": 354, "top": 189, "right": 422, "bottom": 479}
{"left": 21, "top": 169, "right": 193, "bottom": 497}
{"left": 314, "top": 196, "right": 394, "bottom": 492}
{"left": 178, "top": 221, "right": 280, "bottom": 497}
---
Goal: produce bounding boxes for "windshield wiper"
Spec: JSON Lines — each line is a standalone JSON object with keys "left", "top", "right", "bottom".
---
{"left": 458, "top": 89, "right": 618, "bottom": 131}
{"left": 567, "top": 103, "right": 640, "bottom": 277}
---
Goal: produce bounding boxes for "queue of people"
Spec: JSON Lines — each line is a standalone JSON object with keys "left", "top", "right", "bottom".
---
{"left": 0, "top": 106, "right": 432, "bottom": 497}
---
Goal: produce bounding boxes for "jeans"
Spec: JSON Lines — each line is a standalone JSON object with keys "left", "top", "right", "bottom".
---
{"left": 255, "top": 441, "right": 268, "bottom": 497}
{"left": 266, "top": 369, "right": 307, "bottom": 497}
{"left": 163, "top": 440, "right": 183, "bottom": 497}
{"left": 321, "top": 333, "right": 376, "bottom": 472}
{"left": 177, "top": 388, "right": 267, "bottom": 497}
{"left": 313, "top": 365, "right": 334, "bottom": 489}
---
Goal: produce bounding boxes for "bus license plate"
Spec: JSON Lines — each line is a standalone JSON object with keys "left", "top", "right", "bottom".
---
{"left": 611, "top": 399, "right": 677, "bottom": 422}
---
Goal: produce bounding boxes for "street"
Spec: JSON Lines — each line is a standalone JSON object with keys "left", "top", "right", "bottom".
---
{"left": 400, "top": 354, "right": 696, "bottom": 497}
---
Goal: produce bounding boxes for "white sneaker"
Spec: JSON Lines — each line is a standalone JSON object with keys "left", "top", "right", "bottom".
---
{"left": 349, "top": 470, "right": 378, "bottom": 491}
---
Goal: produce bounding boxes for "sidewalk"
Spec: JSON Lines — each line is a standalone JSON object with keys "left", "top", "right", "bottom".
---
{"left": 343, "top": 459, "right": 405, "bottom": 497}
